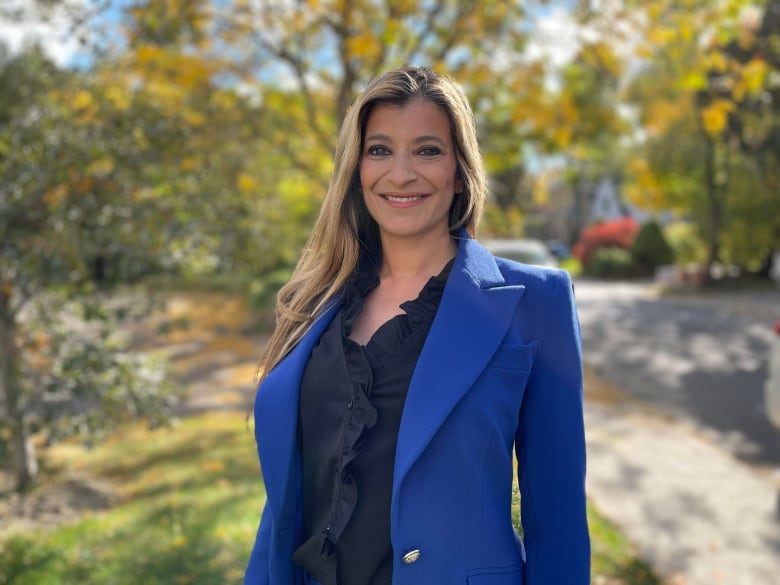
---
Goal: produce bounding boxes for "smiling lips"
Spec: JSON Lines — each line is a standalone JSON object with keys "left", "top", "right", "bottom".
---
{"left": 380, "top": 192, "right": 429, "bottom": 206}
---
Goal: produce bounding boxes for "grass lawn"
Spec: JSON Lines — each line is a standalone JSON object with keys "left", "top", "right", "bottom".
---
{"left": 1, "top": 410, "right": 660, "bottom": 585}
{"left": 0, "top": 413, "right": 262, "bottom": 585}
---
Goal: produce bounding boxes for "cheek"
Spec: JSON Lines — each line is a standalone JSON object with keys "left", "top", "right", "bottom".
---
{"left": 358, "top": 166, "right": 375, "bottom": 213}
{"left": 359, "top": 164, "right": 374, "bottom": 196}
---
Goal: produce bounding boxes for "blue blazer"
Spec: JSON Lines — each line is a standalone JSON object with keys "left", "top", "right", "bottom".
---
{"left": 245, "top": 235, "right": 590, "bottom": 585}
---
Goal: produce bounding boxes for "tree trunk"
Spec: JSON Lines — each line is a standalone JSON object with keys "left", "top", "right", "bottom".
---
{"left": 0, "top": 287, "right": 38, "bottom": 491}
{"left": 703, "top": 133, "right": 723, "bottom": 281}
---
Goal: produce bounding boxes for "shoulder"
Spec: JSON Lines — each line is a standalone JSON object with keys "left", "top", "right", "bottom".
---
{"left": 492, "top": 255, "right": 573, "bottom": 296}
{"left": 455, "top": 235, "right": 573, "bottom": 299}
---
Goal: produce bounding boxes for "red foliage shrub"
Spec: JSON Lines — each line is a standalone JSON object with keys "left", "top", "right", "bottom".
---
{"left": 573, "top": 215, "right": 640, "bottom": 265}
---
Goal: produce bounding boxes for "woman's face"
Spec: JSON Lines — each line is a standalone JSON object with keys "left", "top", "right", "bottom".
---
{"left": 359, "top": 99, "right": 462, "bottom": 245}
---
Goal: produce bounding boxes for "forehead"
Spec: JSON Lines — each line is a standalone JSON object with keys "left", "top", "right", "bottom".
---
{"left": 364, "top": 99, "right": 453, "bottom": 141}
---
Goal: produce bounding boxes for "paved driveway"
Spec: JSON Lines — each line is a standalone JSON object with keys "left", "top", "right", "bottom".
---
{"left": 574, "top": 280, "right": 780, "bottom": 467}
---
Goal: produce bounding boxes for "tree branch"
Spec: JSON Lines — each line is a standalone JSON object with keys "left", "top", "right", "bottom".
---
{"left": 276, "top": 43, "right": 337, "bottom": 153}
{"left": 404, "top": 0, "right": 451, "bottom": 64}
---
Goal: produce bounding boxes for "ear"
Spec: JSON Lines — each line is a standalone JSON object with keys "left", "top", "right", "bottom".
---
{"left": 454, "top": 172, "right": 464, "bottom": 195}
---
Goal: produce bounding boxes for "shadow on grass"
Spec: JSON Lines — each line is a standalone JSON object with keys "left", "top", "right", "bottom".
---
{"left": 94, "top": 428, "right": 249, "bottom": 480}
{"left": 108, "top": 490, "right": 254, "bottom": 585}
{"left": 595, "top": 557, "right": 662, "bottom": 585}
{"left": 0, "top": 410, "right": 268, "bottom": 585}
{"left": 0, "top": 485, "right": 263, "bottom": 585}
{"left": 0, "top": 538, "right": 63, "bottom": 585}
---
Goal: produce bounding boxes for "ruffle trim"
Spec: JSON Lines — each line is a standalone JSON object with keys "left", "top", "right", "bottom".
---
{"left": 292, "top": 259, "right": 452, "bottom": 584}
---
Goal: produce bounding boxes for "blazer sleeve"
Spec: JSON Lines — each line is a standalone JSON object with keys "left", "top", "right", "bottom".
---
{"left": 515, "top": 270, "right": 590, "bottom": 584}
{"left": 244, "top": 501, "right": 272, "bottom": 585}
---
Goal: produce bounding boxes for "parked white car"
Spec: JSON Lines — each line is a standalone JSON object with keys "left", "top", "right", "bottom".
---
{"left": 483, "top": 238, "right": 559, "bottom": 268}
{"left": 766, "top": 321, "right": 780, "bottom": 429}
{"left": 770, "top": 251, "right": 780, "bottom": 288}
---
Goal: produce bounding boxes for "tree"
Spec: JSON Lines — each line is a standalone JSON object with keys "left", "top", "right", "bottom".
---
{"left": 2, "top": 0, "right": 362, "bottom": 488}
{"left": 540, "top": 37, "right": 630, "bottom": 243}
{"left": 204, "top": 0, "right": 561, "bottom": 231}
{"left": 620, "top": 0, "right": 780, "bottom": 274}
{"left": 0, "top": 47, "right": 179, "bottom": 490}
{"left": 105, "top": 0, "right": 600, "bottom": 253}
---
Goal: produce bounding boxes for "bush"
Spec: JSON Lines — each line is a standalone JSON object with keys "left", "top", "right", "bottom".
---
{"left": 573, "top": 216, "right": 639, "bottom": 266}
{"left": 630, "top": 220, "right": 675, "bottom": 275}
{"left": 586, "top": 247, "right": 636, "bottom": 279}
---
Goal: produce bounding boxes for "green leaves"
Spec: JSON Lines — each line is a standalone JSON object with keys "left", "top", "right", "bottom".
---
{"left": 621, "top": 0, "right": 779, "bottom": 270}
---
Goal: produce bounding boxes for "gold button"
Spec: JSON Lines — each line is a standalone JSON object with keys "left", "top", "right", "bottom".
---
{"left": 402, "top": 549, "right": 421, "bottom": 564}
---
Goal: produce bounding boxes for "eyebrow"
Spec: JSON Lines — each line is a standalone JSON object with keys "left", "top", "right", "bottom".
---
{"left": 364, "top": 133, "right": 448, "bottom": 146}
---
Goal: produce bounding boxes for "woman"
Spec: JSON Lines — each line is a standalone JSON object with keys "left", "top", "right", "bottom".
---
{"left": 246, "top": 66, "right": 589, "bottom": 585}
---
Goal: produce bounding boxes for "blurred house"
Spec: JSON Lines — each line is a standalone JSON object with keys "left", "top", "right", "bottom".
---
{"left": 588, "top": 177, "right": 626, "bottom": 223}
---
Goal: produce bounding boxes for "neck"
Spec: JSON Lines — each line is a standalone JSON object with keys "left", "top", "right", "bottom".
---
{"left": 378, "top": 230, "right": 457, "bottom": 281}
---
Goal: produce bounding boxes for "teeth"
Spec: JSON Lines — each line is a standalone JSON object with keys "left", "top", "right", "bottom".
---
{"left": 385, "top": 195, "right": 424, "bottom": 202}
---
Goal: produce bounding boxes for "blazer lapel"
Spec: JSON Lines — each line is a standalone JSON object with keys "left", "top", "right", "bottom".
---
{"left": 392, "top": 237, "right": 526, "bottom": 503}
{"left": 254, "top": 302, "right": 340, "bottom": 522}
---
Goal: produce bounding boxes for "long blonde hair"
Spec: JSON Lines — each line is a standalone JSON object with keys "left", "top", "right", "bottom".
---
{"left": 257, "top": 66, "right": 487, "bottom": 382}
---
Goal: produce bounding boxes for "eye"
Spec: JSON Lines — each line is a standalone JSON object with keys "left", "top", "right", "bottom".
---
{"left": 366, "top": 145, "right": 390, "bottom": 156}
{"left": 418, "top": 146, "right": 442, "bottom": 156}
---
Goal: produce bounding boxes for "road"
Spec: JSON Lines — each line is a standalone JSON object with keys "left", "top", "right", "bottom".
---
{"left": 574, "top": 279, "right": 780, "bottom": 585}
{"left": 575, "top": 279, "right": 780, "bottom": 468}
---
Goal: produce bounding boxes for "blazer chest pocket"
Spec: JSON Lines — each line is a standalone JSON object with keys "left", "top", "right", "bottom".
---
{"left": 488, "top": 343, "right": 536, "bottom": 373}
{"left": 467, "top": 565, "right": 524, "bottom": 585}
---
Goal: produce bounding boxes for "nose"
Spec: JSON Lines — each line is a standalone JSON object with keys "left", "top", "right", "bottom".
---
{"left": 387, "top": 152, "right": 417, "bottom": 185}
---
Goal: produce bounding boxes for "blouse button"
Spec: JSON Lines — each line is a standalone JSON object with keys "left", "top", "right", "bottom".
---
{"left": 347, "top": 399, "right": 354, "bottom": 409}
{"left": 402, "top": 549, "right": 421, "bottom": 564}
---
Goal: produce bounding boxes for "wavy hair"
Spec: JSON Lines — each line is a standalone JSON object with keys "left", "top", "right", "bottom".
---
{"left": 257, "top": 66, "right": 487, "bottom": 382}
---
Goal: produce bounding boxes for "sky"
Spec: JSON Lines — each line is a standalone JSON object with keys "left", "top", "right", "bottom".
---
{"left": 524, "top": 1, "right": 584, "bottom": 69}
{"left": 0, "top": 0, "right": 129, "bottom": 67}
{"left": 0, "top": 0, "right": 83, "bottom": 67}
{"left": 0, "top": 0, "right": 586, "bottom": 71}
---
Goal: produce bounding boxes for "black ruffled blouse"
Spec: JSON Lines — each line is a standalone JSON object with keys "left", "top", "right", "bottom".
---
{"left": 292, "top": 261, "right": 452, "bottom": 585}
